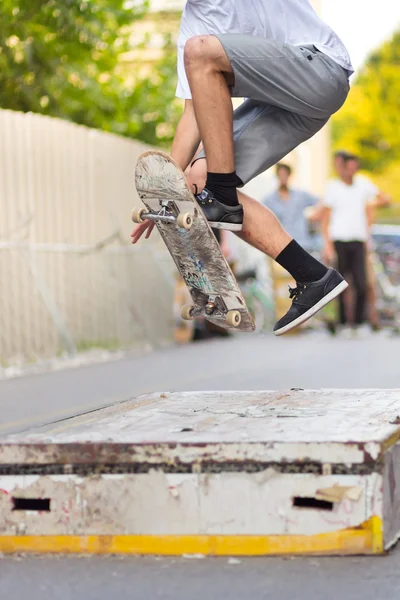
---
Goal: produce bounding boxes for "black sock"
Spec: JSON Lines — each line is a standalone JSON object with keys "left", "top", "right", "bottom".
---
{"left": 206, "top": 171, "right": 243, "bottom": 206}
{"left": 276, "top": 240, "right": 328, "bottom": 283}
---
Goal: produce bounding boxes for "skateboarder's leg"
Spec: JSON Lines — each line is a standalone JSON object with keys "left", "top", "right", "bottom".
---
{"left": 184, "top": 33, "right": 349, "bottom": 234}
{"left": 188, "top": 156, "right": 347, "bottom": 335}
{"left": 190, "top": 150, "right": 326, "bottom": 265}
{"left": 184, "top": 35, "right": 235, "bottom": 175}
{"left": 188, "top": 158, "right": 291, "bottom": 259}
{"left": 188, "top": 95, "right": 331, "bottom": 263}
{"left": 189, "top": 155, "right": 324, "bottom": 284}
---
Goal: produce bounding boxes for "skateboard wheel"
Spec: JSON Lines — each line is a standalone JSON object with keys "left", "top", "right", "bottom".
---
{"left": 226, "top": 310, "right": 241, "bottom": 327}
{"left": 131, "top": 207, "right": 147, "bottom": 224}
{"left": 177, "top": 213, "right": 193, "bottom": 230}
{"left": 181, "top": 304, "right": 195, "bottom": 321}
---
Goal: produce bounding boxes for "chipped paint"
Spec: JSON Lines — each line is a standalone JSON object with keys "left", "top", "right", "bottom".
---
{"left": 0, "top": 390, "right": 399, "bottom": 554}
{"left": 3, "top": 390, "right": 400, "bottom": 467}
{"left": 315, "top": 485, "right": 363, "bottom": 503}
{"left": 0, "top": 472, "right": 382, "bottom": 537}
{"left": 364, "top": 442, "right": 381, "bottom": 461}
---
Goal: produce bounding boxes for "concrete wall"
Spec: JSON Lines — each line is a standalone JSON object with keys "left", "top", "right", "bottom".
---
{"left": 0, "top": 110, "right": 175, "bottom": 366}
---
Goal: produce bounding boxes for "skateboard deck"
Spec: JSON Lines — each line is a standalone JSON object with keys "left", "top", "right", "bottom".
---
{"left": 133, "top": 151, "right": 255, "bottom": 332}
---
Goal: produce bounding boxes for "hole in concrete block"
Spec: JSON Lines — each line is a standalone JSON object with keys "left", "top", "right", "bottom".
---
{"left": 293, "top": 497, "right": 334, "bottom": 511}
{"left": 12, "top": 498, "right": 51, "bottom": 512}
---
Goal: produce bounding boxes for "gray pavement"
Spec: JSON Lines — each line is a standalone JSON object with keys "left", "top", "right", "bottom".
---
{"left": 0, "top": 329, "right": 400, "bottom": 598}
{"left": 1, "top": 329, "right": 400, "bottom": 435}
{"left": 1, "top": 551, "right": 400, "bottom": 600}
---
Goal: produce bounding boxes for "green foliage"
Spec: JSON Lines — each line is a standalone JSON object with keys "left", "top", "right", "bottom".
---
{"left": 333, "top": 29, "right": 400, "bottom": 173}
{"left": 370, "top": 163, "right": 400, "bottom": 207}
{"left": 0, "top": 0, "right": 182, "bottom": 145}
{"left": 124, "top": 32, "right": 183, "bottom": 146}
{"left": 332, "top": 29, "right": 400, "bottom": 218}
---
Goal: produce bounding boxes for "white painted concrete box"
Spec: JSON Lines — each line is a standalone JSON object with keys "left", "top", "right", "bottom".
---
{"left": 0, "top": 390, "right": 400, "bottom": 555}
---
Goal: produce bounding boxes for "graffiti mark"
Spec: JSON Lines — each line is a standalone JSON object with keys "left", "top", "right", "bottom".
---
{"left": 189, "top": 254, "right": 205, "bottom": 273}
{"left": 184, "top": 271, "right": 214, "bottom": 293}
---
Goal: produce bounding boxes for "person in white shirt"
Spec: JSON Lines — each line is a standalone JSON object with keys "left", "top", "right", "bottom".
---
{"left": 132, "top": 0, "right": 352, "bottom": 336}
{"left": 331, "top": 151, "right": 391, "bottom": 330}
{"left": 322, "top": 152, "right": 384, "bottom": 329}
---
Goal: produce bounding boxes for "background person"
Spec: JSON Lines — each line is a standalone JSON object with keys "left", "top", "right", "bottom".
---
{"left": 332, "top": 151, "right": 391, "bottom": 330}
{"left": 263, "top": 163, "right": 322, "bottom": 254}
{"left": 322, "top": 152, "right": 385, "bottom": 333}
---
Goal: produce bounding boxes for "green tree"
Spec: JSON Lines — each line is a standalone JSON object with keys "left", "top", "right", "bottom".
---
{"left": 0, "top": 0, "right": 182, "bottom": 144}
{"left": 333, "top": 29, "right": 400, "bottom": 172}
{"left": 124, "top": 30, "right": 183, "bottom": 146}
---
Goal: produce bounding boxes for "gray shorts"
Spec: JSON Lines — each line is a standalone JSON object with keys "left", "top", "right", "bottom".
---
{"left": 197, "top": 33, "right": 350, "bottom": 185}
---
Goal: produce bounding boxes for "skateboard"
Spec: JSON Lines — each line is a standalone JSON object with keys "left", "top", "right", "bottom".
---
{"left": 133, "top": 151, "right": 255, "bottom": 332}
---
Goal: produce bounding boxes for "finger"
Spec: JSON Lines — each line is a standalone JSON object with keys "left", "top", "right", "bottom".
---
{"left": 131, "top": 220, "right": 152, "bottom": 244}
{"left": 131, "top": 226, "right": 146, "bottom": 244}
{"left": 145, "top": 221, "right": 155, "bottom": 239}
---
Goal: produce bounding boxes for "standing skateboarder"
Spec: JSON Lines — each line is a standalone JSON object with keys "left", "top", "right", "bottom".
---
{"left": 132, "top": 0, "right": 352, "bottom": 335}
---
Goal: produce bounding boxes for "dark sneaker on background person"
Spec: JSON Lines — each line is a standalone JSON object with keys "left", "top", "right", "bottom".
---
{"left": 274, "top": 268, "right": 348, "bottom": 336}
{"left": 196, "top": 188, "right": 244, "bottom": 231}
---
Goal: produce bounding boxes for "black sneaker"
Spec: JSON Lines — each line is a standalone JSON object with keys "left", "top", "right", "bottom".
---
{"left": 274, "top": 268, "right": 348, "bottom": 336}
{"left": 196, "top": 188, "right": 243, "bottom": 231}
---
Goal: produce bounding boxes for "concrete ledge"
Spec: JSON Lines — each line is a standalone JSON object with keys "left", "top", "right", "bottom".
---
{"left": 1, "top": 390, "right": 399, "bottom": 556}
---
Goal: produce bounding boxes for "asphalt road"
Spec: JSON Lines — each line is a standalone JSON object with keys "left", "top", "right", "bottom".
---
{"left": 1, "top": 329, "right": 400, "bottom": 436}
{"left": 1, "top": 551, "right": 400, "bottom": 600}
{"left": 1, "top": 329, "right": 400, "bottom": 599}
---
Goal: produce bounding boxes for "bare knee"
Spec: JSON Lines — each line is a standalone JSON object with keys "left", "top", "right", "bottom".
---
{"left": 184, "top": 35, "right": 232, "bottom": 78}
{"left": 184, "top": 36, "right": 215, "bottom": 67}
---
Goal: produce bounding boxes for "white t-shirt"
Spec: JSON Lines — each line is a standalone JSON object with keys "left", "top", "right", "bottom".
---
{"left": 176, "top": 0, "right": 353, "bottom": 99}
{"left": 324, "top": 176, "right": 378, "bottom": 242}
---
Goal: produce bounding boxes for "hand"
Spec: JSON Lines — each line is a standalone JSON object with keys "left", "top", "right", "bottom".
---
{"left": 323, "top": 242, "right": 335, "bottom": 266}
{"left": 131, "top": 219, "right": 155, "bottom": 244}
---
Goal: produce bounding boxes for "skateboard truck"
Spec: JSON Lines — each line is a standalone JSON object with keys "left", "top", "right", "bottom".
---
{"left": 205, "top": 301, "right": 217, "bottom": 316}
{"left": 180, "top": 303, "right": 242, "bottom": 327}
{"left": 132, "top": 201, "right": 194, "bottom": 230}
{"left": 181, "top": 289, "right": 242, "bottom": 327}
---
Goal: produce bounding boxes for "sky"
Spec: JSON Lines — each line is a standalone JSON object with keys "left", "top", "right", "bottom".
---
{"left": 321, "top": 0, "right": 400, "bottom": 73}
